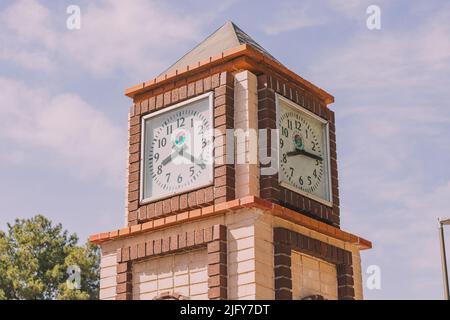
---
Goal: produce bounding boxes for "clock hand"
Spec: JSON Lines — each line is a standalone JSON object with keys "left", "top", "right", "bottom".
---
{"left": 287, "top": 149, "right": 323, "bottom": 161}
{"left": 161, "top": 144, "right": 184, "bottom": 166}
{"left": 180, "top": 148, "right": 206, "bottom": 169}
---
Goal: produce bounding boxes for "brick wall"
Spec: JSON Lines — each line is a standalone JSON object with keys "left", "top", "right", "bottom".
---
{"left": 132, "top": 249, "right": 209, "bottom": 299}
{"left": 291, "top": 251, "right": 338, "bottom": 300}
{"left": 113, "top": 224, "right": 228, "bottom": 300}
{"left": 127, "top": 71, "right": 235, "bottom": 226}
{"left": 257, "top": 73, "right": 340, "bottom": 227}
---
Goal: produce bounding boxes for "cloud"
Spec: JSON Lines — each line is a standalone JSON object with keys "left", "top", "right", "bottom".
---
{"left": 0, "top": 0, "right": 207, "bottom": 78}
{"left": 302, "top": 1, "right": 450, "bottom": 299}
{"left": 0, "top": 77, "right": 126, "bottom": 187}
{"left": 263, "top": 1, "right": 328, "bottom": 35}
{"left": 309, "top": 2, "right": 450, "bottom": 92}
{"left": 262, "top": 0, "right": 377, "bottom": 35}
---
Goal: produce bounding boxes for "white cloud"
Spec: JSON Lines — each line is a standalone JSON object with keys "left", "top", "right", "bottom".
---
{"left": 0, "top": 0, "right": 208, "bottom": 78}
{"left": 263, "top": 0, "right": 380, "bottom": 35}
{"left": 0, "top": 77, "right": 126, "bottom": 186}
{"left": 302, "top": 2, "right": 450, "bottom": 299}
{"left": 263, "top": 2, "right": 328, "bottom": 35}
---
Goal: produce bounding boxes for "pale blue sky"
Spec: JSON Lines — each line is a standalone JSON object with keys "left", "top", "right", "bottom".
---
{"left": 1, "top": 0, "right": 450, "bottom": 299}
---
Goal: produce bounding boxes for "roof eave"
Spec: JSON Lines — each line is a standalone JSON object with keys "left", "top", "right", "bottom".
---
{"left": 124, "top": 44, "right": 334, "bottom": 105}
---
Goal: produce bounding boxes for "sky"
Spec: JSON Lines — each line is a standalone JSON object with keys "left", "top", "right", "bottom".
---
{"left": 1, "top": 0, "right": 450, "bottom": 300}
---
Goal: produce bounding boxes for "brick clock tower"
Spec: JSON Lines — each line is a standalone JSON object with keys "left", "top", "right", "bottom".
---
{"left": 90, "top": 21, "right": 371, "bottom": 300}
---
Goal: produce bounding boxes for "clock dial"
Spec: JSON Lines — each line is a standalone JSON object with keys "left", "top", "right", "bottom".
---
{"left": 277, "top": 96, "right": 331, "bottom": 204}
{"left": 142, "top": 93, "right": 213, "bottom": 202}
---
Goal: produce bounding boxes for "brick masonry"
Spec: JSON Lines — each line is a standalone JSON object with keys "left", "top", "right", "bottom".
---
{"left": 127, "top": 72, "right": 235, "bottom": 226}
{"left": 273, "top": 227, "right": 354, "bottom": 300}
{"left": 258, "top": 73, "right": 340, "bottom": 227}
{"left": 115, "top": 224, "right": 228, "bottom": 300}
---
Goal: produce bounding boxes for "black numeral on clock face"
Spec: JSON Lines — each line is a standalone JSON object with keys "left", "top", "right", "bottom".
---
{"left": 158, "top": 138, "right": 167, "bottom": 148}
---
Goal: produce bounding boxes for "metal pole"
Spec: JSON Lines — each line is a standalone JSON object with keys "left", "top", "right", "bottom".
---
{"left": 439, "top": 221, "right": 450, "bottom": 300}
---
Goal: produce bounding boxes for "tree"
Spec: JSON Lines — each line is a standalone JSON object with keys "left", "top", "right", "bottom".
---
{"left": 0, "top": 215, "right": 99, "bottom": 300}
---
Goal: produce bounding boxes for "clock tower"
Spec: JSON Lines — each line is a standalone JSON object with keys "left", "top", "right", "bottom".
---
{"left": 90, "top": 21, "right": 371, "bottom": 300}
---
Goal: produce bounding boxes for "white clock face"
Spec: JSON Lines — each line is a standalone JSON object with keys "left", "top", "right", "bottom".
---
{"left": 277, "top": 95, "right": 332, "bottom": 205}
{"left": 141, "top": 93, "right": 214, "bottom": 203}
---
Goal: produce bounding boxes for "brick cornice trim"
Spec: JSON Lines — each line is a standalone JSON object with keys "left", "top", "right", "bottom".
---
{"left": 273, "top": 227, "right": 355, "bottom": 300}
{"left": 125, "top": 44, "right": 334, "bottom": 104}
{"left": 90, "top": 196, "right": 371, "bottom": 250}
{"left": 115, "top": 224, "right": 227, "bottom": 300}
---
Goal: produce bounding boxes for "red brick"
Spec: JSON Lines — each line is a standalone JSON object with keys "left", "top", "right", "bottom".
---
{"left": 179, "top": 85, "right": 187, "bottom": 100}
{"left": 117, "top": 262, "right": 130, "bottom": 274}
{"left": 211, "top": 73, "right": 220, "bottom": 88}
{"left": 163, "top": 199, "right": 171, "bottom": 215}
{"left": 162, "top": 237, "right": 170, "bottom": 253}
{"left": 116, "top": 292, "right": 132, "bottom": 300}
{"left": 187, "top": 82, "right": 195, "bottom": 97}
{"left": 195, "top": 229, "right": 204, "bottom": 245}
{"left": 116, "top": 272, "right": 132, "bottom": 284}
{"left": 129, "top": 125, "right": 140, "bottom": 136}
{"left": 146, "top": 203, "right": 155, "bottom": 219}
{"left": 130, "top": 244, "right": 138, "bottom": 260}
{"left": 129, "top": 181, "right": 139, "bottom": 192}
{"left": 186, "top": 231, "right": 195, "bottom": 247}
{"left": 149, "top": 96, "right": 156, "bottom": 111}
{"left": 129, "top": 152, "right": 140, "bottom": 164}
{"left": 207, "top": 240, "right": 226, "bottom": 254}
{"left": 171, "top": 88, "right": 179, "bottom": 103}
{"left": 178, "top": 232, "right": 187, "bottom": 249}
{"left": 138, "top": 206, "right": 146, "bottom": 221}
{"left": 117, "top": 282, "right": 132, "bottom": 294}
{"left": 203, "top": 76, "right": 212, "bottom": 91}
{"left": 137, "top": 242, "right": 145, "bottom": 259}
{"left": 213, "top": 225, "right": 227, "bottom": 241}
{"left": 129, "top": 143, "right": 140, "bottom": 154}
{"left": 170, "top": 235, "right": 178, "bottom": 251}
{"left": 208, "top": 287, "right": 227, "bottom": 300}
{"left": 128, "top": 200, "right": 138, "bottom": 211}
{"left": 145, "top": 240, "right": 154, "bottom": 256}
{"left": 208, "top": 263, "right": 227, "bottom": 277}
{"left": 129, "top": 134, "right": 140, "bottom": 145}
{"left": 208, "top": 275, "right": 227, "bottom": 288}
{"left": 164, "top": 91, "right": 171, "bottom": 106}
{"left": 188, "top": 191, "right": 197, "bottom": 208}
{"left": 154, "top": 94, "right": 162, "bottom": 109}
{"left": 204, "top": 186, "right": 214, "bottom": 203}
{"left": 154, "top": 239, "right": 162, "bottom": 254}
{"left": 171, "top": 196, "right": 179, "bottom": 212}
{"left": 195, "top": 79, "right": 204, "bottom": 95}
{"left": 141, "top": 99, "right": 149, "bottom": 114}
{"left": 154, "top": 201, "right": 163, "bottom": 217}
{"left": 179, "top": 194, "right": 188, "bottom": 210}
{"left": 122, "top": 246, "right": 130, "bottom": 262}
{"left": 196, "top": 189, "right": 205, "bottom": 206}
{"left": 208, "top": 251, "right": 227, "bottom": 265}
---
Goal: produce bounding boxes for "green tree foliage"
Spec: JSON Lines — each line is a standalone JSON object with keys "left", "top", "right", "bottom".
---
{"left": 0, "top": 215, "right": 99, "bottom": 300}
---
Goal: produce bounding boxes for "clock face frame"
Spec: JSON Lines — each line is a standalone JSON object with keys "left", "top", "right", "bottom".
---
{"left": 276, "top": 94, "right": 333, "bottom": 206}
{"left": 140, "top": 92, "right": 214, "bottom": 204}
